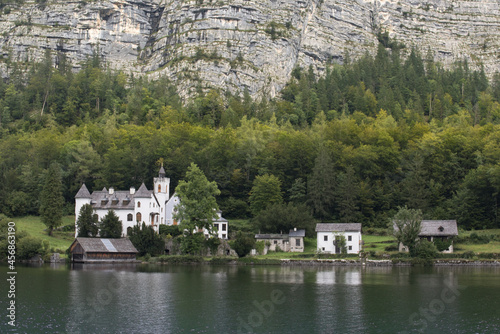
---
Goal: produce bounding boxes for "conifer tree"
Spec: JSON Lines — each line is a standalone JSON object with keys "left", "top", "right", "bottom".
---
{"left": 99, "top": 210, "right": 122, "bottom": 238}
{"left": 39, "top": 163, "right": 64, "bottom": 236}
{"left": 76, "top": 204, "right": 99, "bottom": 237}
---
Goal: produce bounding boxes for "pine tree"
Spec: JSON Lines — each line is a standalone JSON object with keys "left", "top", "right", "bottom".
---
{"left": 99, "top": 210, "right": 123, "bottom": 238}
{"left": 76, "top": 203, "right": 99, "bottom": 237}
{"left": 39, "top": 163, "right": 64, "bottom": 236}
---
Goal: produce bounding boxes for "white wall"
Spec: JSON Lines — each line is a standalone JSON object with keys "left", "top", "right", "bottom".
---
{"left": 317, "top": 231, "right": 362, "bottom": 254}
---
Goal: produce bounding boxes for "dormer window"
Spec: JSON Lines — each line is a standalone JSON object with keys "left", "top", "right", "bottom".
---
{"left": 111, "top": 198, "right": 119, "bottom": 205}
{"left": 438, "top": 226, "right": 444, "bottom": 232}
{"left": 101, "top": 198, "right": 108, "bottom": 206}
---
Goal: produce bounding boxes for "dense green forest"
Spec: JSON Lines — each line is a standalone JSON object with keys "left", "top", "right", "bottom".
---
{"left": 1, "top": 44, "right": 500, "bottom": 230}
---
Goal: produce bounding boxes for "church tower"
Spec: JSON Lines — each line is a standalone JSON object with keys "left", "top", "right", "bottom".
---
{"left": 154, "top": 164, "right": 170, "bottom": 225}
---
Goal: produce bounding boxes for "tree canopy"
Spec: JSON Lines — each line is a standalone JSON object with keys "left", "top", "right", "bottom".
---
{"left": 174, "top": 162, "right": 221, "bottom": 235}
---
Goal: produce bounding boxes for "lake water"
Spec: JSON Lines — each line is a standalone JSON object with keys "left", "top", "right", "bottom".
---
{"left": 1, "top": 263, "right": 500, "bottom": 333}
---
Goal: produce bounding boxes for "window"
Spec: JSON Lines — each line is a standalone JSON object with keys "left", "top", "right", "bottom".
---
{"left": 222, "top": 224, "right": 226, "bottom": 231}
{"left": 214, "top": 224, "right": 219, "bottom": 231}
{"left": 324, "top": 236, "right": 328, "bottom": 241}
{"left": 348, "top": 235, "right": 352, "bottom": 242}
{"left": 274, "top": 240, "right": 277, "bottom": 245}
{"left": 222, "top": 234, "right": 226, "bottom": 239}
{"left": 137, "top": 201, "right": 141, "bottom": 208}
{"left": 296, "top": 238, "right": 300, "bottom": 247}
{"left": 136, "top": 212, "right": 142, "bottom": 222}
{"left": 156, "top": 216, "right": 158, "bottom": 222}
{"left": 158, "top": 184, "right": 161, "bottom": 193}
{"left": 322, "top": 247, "right": 325, "bottom": 251}
{"left": 127, "top": 214, "right": 133, "bottom": 221}
{"left": 348, "top": 246, "right": 352, "bottom": 251}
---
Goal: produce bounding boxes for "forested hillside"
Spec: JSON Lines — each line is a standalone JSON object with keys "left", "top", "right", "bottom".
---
{"left": 1, "top": 44, "right": 500, "bottom": 229}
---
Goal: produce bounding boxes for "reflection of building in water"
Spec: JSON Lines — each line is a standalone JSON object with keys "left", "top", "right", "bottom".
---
{"left": 315, "top": 268, "right": 362, "bottom": 285}
{"left": 250, "top": 267, "right": 305, "bottom": 284}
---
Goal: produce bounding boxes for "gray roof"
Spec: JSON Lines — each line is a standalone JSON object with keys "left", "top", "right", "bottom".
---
{"left": 89, "top": 190, "right": 135, "bottom": 210}
{"left": 289, "top": 229, "right": 306, "bottom": 237}
{"left": 419, "top": 220, "right": 458, "bottom": 237}
{"left": 315, "top": 223, "right": 362, "bottom": 232}
{"left": 255, "top": 234, "right": 289, "bottom": 240}
{"left": 75, "top": 184, "right": 91, "bottom": 198}
{"left": 135, "top": 183, "right": 152, "bottom": 197}
{"left": 71, "top": 238, "right": 138, "bottom": 253}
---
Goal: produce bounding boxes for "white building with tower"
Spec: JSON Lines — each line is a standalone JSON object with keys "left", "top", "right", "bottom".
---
{"left": 75, "top": 166, "right": 170, "bottom": 237}
{"left": 74, "top": 165, "right": 228, "bottom": 239}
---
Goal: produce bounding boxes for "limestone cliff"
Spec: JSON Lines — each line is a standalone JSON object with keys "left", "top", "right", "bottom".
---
{"left": 0, "top": 0, "right": 499, "bottom": 97}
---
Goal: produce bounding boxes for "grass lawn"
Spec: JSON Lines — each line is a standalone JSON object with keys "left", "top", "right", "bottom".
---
{"left": 455, "top": 241, "right": 500, "bottom": 253}
{"left": 362, "top": 234, "right": 398, "bottom": 253}
{"left": 12, "top": 216, "right": 75, "bottom": 252}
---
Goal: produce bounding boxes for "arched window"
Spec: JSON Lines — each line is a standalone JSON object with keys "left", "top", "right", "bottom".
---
{"left": 137, "top": 201, "right": 141, "bottom": 208}
{"left": 127, "top": 214, "right": 133, "bottom": 221}
{"left": 136, "top": 212, "right": 142, "bottom": 222}
{"left": 158, "top": 184, "right": 161, "bottom": 193}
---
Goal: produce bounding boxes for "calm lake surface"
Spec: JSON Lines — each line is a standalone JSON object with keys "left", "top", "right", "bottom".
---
{"left": 1, "top": 263, "right": 499, "bottom": 333}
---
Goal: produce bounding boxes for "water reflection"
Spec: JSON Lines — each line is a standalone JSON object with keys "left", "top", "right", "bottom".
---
{"left": 2, "top": 264, "right": 499, "bottom": 334}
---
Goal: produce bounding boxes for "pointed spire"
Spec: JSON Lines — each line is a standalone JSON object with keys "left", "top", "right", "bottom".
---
{"left": 75, "top": 183, "right": 91, "bottom": 198}
{"left": 159, "top": 163, "right": 166, "bottom": 177}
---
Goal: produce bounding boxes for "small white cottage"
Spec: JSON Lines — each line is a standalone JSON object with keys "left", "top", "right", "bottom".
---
{"left": 315, "top": 223, "right": 362, "bottom": 254}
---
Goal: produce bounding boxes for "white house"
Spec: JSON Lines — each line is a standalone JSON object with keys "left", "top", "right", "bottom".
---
{"left": 164, "top": 194, "right": 229, "bottom": 239}
{"left": 75, "top": 166, "right": 170, "bottom": 237}
{"left": 315, "top": 223, "right": 362, "bottom": 254}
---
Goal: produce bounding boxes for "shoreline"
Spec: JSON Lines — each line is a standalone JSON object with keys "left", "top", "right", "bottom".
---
{"left": 144, "top": 256, "right": 500, "bottom": 266}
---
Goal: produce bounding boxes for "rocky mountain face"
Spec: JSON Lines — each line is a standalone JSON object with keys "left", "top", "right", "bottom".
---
{"left": 0, "top": 0, "right": 499, "bottom": 97}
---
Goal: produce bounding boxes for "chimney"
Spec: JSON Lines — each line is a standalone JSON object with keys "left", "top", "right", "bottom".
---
{"left": 294, "top": 227, "right": 297, "bottom": 232}
{"left": 109, "top": 187, "right": 114, "bottom": 195}
{"left": 130, "top": 187, "right": 135, "bottom": 195}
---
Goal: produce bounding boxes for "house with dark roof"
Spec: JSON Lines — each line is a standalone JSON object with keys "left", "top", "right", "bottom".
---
{"left": 315, "top": 223, "right": 362, "bottom": 254}
{"left": 254, "top": 228, "right": 306, "bottom": 254}
{"left": 69, "top": 238, "right": 138, "bottom": 263}
{"left": 395, "top": 220, "right": 458, "bottom": 253}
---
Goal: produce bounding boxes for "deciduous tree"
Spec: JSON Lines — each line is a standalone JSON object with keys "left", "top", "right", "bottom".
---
{"left": 392, "top": 206, "right": 422, "bottom": 256}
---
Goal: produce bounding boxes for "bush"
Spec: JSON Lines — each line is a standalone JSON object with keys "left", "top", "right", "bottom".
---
{"left": 17, "top": 237, "right": 43, "bottom": 260}
{"left": 415, "top": 240, "right": 438, "bottom": 259}
{"left": 180, "top": 233, "right": 205, "bottom": 255}
{"left": 231, "top": 232, "right": 255, "bottom": 258}
{"left": 128, "top": 223, "right": 165, "bottom": 256}
{"left": 255, "top": 241, "right": 265, "bottom": 255}
{"left": 461, "top": 251, "right": 475, "bottom": 259}
{"left": 159, "top": 224, "right": 182, "bottom": 237}
{"left": 434, "top": 237, "right": 453, "bottom": 252}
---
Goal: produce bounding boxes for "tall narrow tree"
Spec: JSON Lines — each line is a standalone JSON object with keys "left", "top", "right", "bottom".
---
{"left": 39, "top": 163, "right": 64, "bottom": 236}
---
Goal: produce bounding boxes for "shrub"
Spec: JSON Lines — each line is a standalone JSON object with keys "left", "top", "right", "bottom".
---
{"left": 434, "top": 237, "right": 453, "bottom": 252}
{"left": 462, "top": 251, "right": 475, "bottom": 259}
{"left": 159, "top": 224, "right": 182, "bottom": 237}
{"left": 231, "top": 232, "right": 255, "bottom": 258}
{"left": 255, "top": 241, "right": 265, "bottom": 255}
{"left": 415, "top": 240, "right": 438, "bottom": 259}
{"left": 17, "top": 237, "right": 43, "bottom": 260}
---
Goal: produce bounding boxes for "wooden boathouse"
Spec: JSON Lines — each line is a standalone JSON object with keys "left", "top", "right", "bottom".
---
{"left": 69, "top": 237, "right": 138, "bottom": 263}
